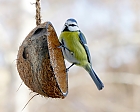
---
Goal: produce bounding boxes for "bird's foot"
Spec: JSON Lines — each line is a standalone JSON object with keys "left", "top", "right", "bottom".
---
{"left": 66, "top": 68, "right": 69, "bottom": 72}
{"left": 58, "top": 43, "right": 73, "bottom": 55}
{"left": 58, "top": 44, "right": 63, "bottom": 49}
{"left": 66, "top": 63, "right": 75, "bottom": 72}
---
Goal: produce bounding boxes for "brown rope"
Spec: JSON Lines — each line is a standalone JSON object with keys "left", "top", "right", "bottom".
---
{"left": 36, "top": 0, "right": 41, "bottom": 26}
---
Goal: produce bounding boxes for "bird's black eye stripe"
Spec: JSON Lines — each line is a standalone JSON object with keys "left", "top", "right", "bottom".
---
{"left": 69, "top": 24, "right": 77, "bottom": 26}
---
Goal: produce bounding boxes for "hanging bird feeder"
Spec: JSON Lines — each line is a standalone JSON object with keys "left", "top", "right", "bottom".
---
{"left": 16, "top": 0, "right": 68, "bottom": 99}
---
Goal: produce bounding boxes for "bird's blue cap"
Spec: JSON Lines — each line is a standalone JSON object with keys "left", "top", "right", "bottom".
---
{"left": 67, "top": 18, "right": 77, "bottom": 23}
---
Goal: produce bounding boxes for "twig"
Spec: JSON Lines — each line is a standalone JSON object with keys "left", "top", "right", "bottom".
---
{"left": 16, "top": 81, "right": 23, "bottom": 92}
{"left": 21, "top": 94, "right": 39, "bottom": 111}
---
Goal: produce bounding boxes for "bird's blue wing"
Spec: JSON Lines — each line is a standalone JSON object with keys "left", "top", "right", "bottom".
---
{"left": 79, "top": 31, "right": 104, "bottom": 90}
{"left": 79, "top": 31, "right": 92, "bottom": 64}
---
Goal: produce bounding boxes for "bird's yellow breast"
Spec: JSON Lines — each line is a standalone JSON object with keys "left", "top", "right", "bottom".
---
{"left": 60, "top": 32, "right": 79, "bottom": 49}
{"left": 59, "top": 31, "right": 88, "bottom": 66}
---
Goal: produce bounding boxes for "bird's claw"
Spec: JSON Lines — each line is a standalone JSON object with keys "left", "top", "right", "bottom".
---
{"left": 66, "top": 68, "right": 69, "bottom": 72}
{"left": 58, "top": 43, "right": 73, "bottom": 54}
{"left": 65, "top": 63, "right": 75, "bottom": 73}
{"left": 58, "top": 45, "right": 63, "bottom": 48}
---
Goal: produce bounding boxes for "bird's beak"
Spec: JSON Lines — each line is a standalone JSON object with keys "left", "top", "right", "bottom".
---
{"left": 65, "top": 23, "right": 68, "bottom": 27}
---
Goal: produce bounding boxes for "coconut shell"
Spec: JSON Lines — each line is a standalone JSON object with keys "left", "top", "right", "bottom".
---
{"left": 17, "top": 22, "right": 68, "bottom": 98}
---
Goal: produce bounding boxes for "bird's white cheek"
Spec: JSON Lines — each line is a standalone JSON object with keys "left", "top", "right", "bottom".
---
{"left": 68, "top": 26, "right": 79, "bottom": 31}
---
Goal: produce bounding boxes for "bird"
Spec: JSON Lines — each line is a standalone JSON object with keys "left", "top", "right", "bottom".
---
{"left": 59, "top": 18, "right": 104, "bottom": 90}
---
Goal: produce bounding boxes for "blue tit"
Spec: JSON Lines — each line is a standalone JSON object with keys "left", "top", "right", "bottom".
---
{"left": 59, "top": 18, "right": 104, "bottom": 90}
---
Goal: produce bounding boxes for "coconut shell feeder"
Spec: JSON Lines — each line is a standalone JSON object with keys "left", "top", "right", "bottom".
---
{"left": 17, "top": 0, "right": 68, "bottom": 99}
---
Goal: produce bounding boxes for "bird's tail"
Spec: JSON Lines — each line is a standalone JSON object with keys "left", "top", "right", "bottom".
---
{"left": 84, "top": 64, "right": 104, "bottom": 90}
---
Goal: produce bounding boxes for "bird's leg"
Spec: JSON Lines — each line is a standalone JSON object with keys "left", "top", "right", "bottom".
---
{"left": 58, "top": 44, "right": 70, "bottom": 51}
{"left": 58, "top": 42, "right": 64, "bottom": 48}
{"left": 58, "top": 43, "right": 73, "bottom": 55}
{"left": 66, "top": 63, "right": 75, "bottom": 72}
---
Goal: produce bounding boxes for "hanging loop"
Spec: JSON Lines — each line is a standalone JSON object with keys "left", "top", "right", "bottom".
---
{"left": 36, "top": 0, "right": 41, "bottom": 26}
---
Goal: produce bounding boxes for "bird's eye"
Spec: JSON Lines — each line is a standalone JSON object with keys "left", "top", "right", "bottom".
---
{"left": 69, "top": 24, "right": 76, "bottom": 26}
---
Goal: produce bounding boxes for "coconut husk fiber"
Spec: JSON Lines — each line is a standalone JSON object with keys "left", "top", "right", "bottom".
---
{"left": 17, "top": 22, "right": 68, "bottom": 98}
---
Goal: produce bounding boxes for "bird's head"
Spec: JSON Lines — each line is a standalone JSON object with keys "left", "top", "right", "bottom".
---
{"left": 62, "top": 18, "right": 80, "bottom": 32}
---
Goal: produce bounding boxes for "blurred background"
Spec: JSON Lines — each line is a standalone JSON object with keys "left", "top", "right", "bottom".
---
{"left": 0, "top": 0, "right": 140, "bottom": 112}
